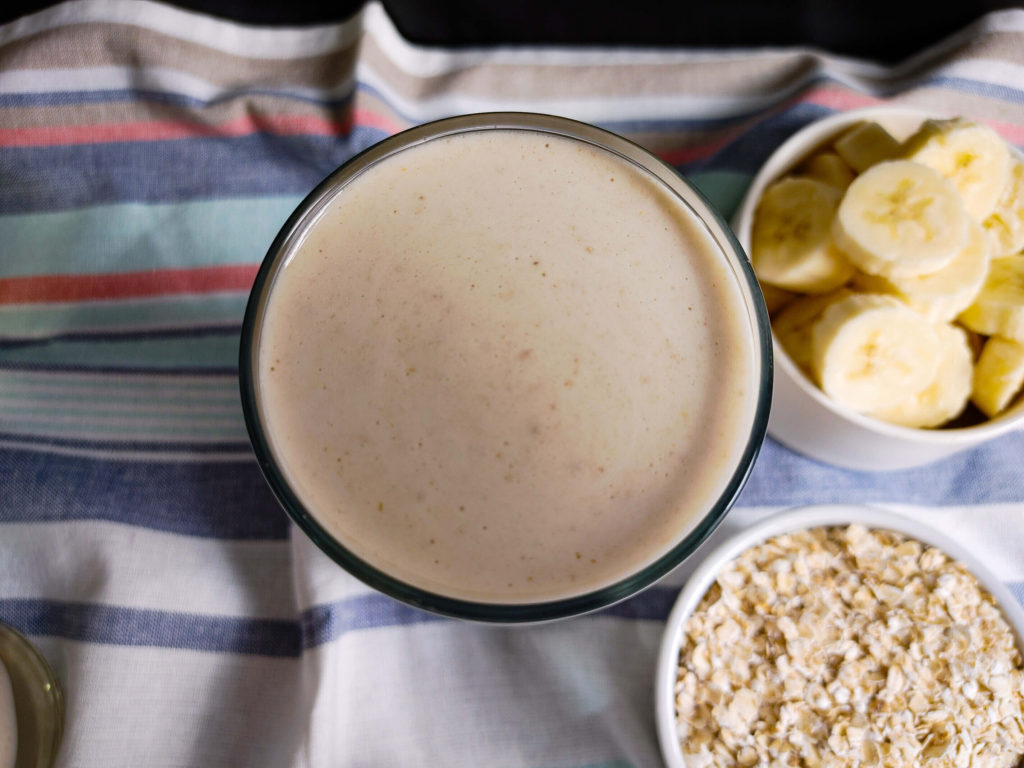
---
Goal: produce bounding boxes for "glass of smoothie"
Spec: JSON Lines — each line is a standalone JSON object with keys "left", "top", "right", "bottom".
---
{"left": 240, "top": 113, "right": 772, "bottom": 622}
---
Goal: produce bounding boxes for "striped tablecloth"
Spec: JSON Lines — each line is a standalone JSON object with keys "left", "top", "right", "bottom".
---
{"left": 1, "top": 3, "right": 1022, "bottom": 766}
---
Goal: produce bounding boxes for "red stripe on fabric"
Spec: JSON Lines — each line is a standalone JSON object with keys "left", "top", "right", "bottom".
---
{"left": 0, "top": 113, "right": 354, "bottom": 147}
{"left": 2, "top": 87, "right": 1018, "bottom": 162}
{"left": 0, "top": 264, "right": 259, "bottom": 304}
{"left": 351, "top": 107, "right": 404, "bottom": 136}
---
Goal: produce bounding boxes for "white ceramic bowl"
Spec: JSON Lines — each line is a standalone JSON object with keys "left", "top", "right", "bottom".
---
{"left": 732, "top": 106, "right": 1024, "bottom": 471}
{"left": 654, "top": 504, "right": 1024, "bottom": 768}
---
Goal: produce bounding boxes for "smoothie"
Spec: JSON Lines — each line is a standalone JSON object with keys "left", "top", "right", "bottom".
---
{"left": 256, "top": 128, "right": 757, "bottom": 603}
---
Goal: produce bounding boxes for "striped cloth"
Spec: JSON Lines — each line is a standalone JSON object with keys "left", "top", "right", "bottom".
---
{"left": 1, "top": 2, "right": 1022, "bottom": 766}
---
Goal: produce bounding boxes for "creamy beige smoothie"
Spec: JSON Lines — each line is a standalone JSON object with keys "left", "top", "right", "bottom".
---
{"left": 257, "top": 128, "right": 756, "bottom": 603}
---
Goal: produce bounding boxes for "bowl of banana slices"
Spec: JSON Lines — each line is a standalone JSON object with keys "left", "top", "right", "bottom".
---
{"left": 733, "top": 106, "right": 1024, "bottom": 470}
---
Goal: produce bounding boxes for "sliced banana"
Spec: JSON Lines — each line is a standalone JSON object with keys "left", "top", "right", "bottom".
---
{"left": 851, "top": 218, "right": 991, "bottom": 323}
{"left": 832, "top": 160, "right": 968, "bottom": 279}
{"left": 811, "top": 293, "right": 942, "bottom": 413}
{"left": 869, "top": 323, "right": 972, "bottom": 428}
{"left": 972, "top": 336, "right": 1024, "bottom": 417}
{"left": 833, "top": 121, "right": 901, "bottom": 173}
{"left": 958, "top": 255, "right": 1024, "bottom": 342}
{"left": 759, "top": 282, "right": 798, "bottom": 316}
{"left": 772, "top": 289, "right": 852, "bottom": 374}
{"left": 802, "top": 151, "right": 855, "bottom": 190}
{"left": 984, "top": 156, "right": 1024, "bottom": 258}
{"left": 751, "top": 177, "right": 854, "bottom": 293}
{"left": 901, "top": 118, "right": 1011, "bottom": 222}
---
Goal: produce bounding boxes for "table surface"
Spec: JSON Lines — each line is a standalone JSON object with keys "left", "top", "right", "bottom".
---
{"left": 0, "top": 2, "right": 1022, "bottom": 766}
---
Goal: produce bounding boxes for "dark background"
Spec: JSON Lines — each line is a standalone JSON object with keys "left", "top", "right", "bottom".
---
{"left": 3, "top": 0, "right": 1021, "bottom": 62}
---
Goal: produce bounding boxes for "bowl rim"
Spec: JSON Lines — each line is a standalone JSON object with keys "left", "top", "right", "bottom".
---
{"left": 654, "top": 503, "right": 1024, "bottom": 768}
{"left": 731, "top": 105, "right": 1024, "bottom": 445}
{"left": 239, "top": 111, "right": 774, "bottom": 623}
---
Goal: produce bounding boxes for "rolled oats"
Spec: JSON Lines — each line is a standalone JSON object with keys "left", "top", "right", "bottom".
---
{"left": 673, "top": 525, "right": 1024, "bottom": 767}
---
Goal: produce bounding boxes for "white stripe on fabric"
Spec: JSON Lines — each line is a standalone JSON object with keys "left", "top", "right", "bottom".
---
{"left": 0, "top": 0, "right": 362, "bottom": 58}
{"left": 2, "top": 55, "right": 1021, "bottom": 128}
{"left": 0, "top": 521, "right": 297, "bottom": 619}
{"left": 299, "top": 620, "right": 664, "bottom": 768}
{"left": 0, "top": 64, "right": 355, "bottom": 99}
{"left": 352, "top": 55, "right": 1024, "bottom": 126}
{"left": 30, "top": 639, "right": 307, "bottom": 768}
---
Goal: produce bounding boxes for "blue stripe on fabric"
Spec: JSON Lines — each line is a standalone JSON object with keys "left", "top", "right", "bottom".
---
{"left": 3, "top": 434, "right": 1024, "bottom": 539}
{"left": 0, "top": 588, "right": 677, "bottom": 657}
{"left": 300, "top": 593, "right": 447, "bottom": 648}
{"left": 0, "top": 447, "right": 288, "bottom": 539}
{"left": 0, "top": 88, "right": 353, "bottom": 111}
{"left": 598, "top": 586, "right": 678, "bottom": 621}
{"left": 3, "top": 582, "right": 1020, "bottom": 657}
{"left": 1008, "top": 582, "right": 1024, "bottom": 610}
{"left": 0, "top": 431, "right": 251, "bottom": 453}
{"left": 0, "top": 127, "right": 387, "bottom": 214}
{"left": 0, "top": 107, "right": 805, "bottom": 214}
{"left": 301, "top": 586, "right": 676, "bottom": 648}
{"left": 929, "top": 75, "right": 1024, "bottom": 107}
{"left": 738, "top": 433, "right": 1024, "bottom": 507}
{"left": 0, "top": 599, "right": 300, "bottom": 657}
{"left": 19, "top": 97, "right": 1021, "bottom": 214}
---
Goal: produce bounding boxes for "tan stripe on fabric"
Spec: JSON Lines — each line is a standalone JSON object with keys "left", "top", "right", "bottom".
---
{"left": 0, "top": 22, "right": 359, "bottom": 89}
{"left": 894, "top": 90, "right": 1024, "bottom": 130}
{"left": 358, "top": 34, "right": 815, "bottom": 102}
{"left": 357, "top": 31, "right": 1024, "bottom": 105}
{"left": 0, "top": 92, "right": 353, "bottom": 130}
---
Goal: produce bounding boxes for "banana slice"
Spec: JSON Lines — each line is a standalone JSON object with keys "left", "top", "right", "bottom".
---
{"left": 802, "top": 151, "right": 855, "bottom": 190}
{"left": 759, "top": 282, "right": 798, "bottom": 317}
{"left": 772, "top": 289, "right": 852, "bottom": 374}
{"left": 901, "top": 118, "right": 1011, "bottom": 222}
{"left": 869, "top": 323, "right": 972, "bottom": 428}
{"left": 751, "top": 177, "right": 854, "bottom": 293}
{"left": 851, "top": 218, "right": 991, "bottom": 323}
{"left": 958, "top": 255, "right": 1024, "bottom": 342}
{"left": 811, "top": 293, "right": 942, "bottom": 413}
{"left": 832, "top": 160, "right": 968, "bottom": 279}
{"left": 833, "top": 121, "right": 901, "bottom": 173}
{"left": 972, "top": 336, "right": 1024, "bottom": 417}
{"left": 984, "top": 156, "right": 1024, "bottom": 258}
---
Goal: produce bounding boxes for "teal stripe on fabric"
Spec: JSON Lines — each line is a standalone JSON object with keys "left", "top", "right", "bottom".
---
{"left": 0, "top": 294, "right": 250, "bottom": 339}
{"left": 0, "top": 333, "right": 240, "bottom": 369}
{"left": 0, "top": 384, "right": 239, "bottom": 403}
{"left": 0, "top": 369, "right": 237, "bottom": 391}
{"left": 0, "top": 196, "right": 301, "bottom": 278}
{"left": 0, "top": 417, "right": 244, "bottom": 439}
{"left": 687, "top": 170, "right": 752, "bottom": 221}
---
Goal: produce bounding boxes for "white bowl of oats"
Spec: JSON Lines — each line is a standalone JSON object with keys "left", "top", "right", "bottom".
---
{"left": 654, "top": 504, "right": 1024, "bottom": 768}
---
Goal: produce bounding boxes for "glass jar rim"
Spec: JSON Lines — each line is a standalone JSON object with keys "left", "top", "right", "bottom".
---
{"left": 239, "top": 112, "right": 773, "bottom": 623}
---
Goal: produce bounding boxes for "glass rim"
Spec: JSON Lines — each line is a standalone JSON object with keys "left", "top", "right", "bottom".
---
{"left": 239, "top": 111, "right": 773, "bottom": 623}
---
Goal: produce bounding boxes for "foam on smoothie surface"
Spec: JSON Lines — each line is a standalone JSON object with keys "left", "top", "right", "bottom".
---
{"left": 258, "top": 130, "right": 755, "bottom": 603}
